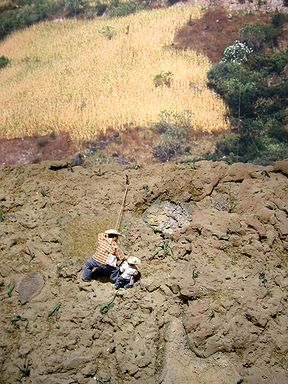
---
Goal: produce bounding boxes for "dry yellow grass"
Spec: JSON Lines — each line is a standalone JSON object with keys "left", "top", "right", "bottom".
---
{"left": 0, "top": 5, "right": 230, "bottom": 140}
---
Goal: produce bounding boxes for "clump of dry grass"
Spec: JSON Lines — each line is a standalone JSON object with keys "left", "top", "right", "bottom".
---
{"left": 0, "top": 5, "right": 229, "bottom": 140}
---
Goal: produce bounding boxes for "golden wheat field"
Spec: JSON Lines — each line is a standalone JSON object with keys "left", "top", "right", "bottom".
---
{"left": 0, "top": 5, "right": 230, "bottom": 140}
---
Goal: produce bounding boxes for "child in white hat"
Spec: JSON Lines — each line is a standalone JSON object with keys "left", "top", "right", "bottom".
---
{"left": 115, "top": 256, "right": 141, "bottom": 289}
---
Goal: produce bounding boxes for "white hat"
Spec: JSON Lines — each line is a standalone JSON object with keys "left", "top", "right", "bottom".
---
{"left": 127, "top": 256, "right": 141, "bottom": 265}
{"left": 105, "top": 229, "right": 122, "bottom": 236}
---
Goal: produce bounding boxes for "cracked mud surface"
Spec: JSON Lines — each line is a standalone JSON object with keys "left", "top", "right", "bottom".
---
{"left": 0, "top": 159, "right": 287, "bottom": 383}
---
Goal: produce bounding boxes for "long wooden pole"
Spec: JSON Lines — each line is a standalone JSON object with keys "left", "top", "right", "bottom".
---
{"left": 115, "top": 175, "right": 129, "bottom": 231}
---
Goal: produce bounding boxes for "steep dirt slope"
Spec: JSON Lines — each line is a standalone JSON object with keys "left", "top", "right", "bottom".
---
{"left": 0, "top": 159, "right": 288, "bottom": 384}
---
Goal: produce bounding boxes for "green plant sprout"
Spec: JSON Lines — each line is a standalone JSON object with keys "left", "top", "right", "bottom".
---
{"left": 153, "top": 240, "right": 173, "bottom": 259}
{"left": 143, "top": 184, "right": 149, "bottom": 193}
{"left": 94, "top": 376, "right": 111, "bottom": 384}
{"left": 17, "top": 359, "right": 31, "bottom": 379}
{"left": 0, "top": 209, "right": 5, "bottom": 222}
{"left": 208, "top": 311, "right": 215, "bottom": 321}
{"left": 192, "top": 270, "right": 200, "bottom": 285}
{"left": 6, "top": 279, "right": 15, "bottom": 297}
{"left": 11, "top": 315, "right": 27, "bottom": 328}
{"left": 99, "top": 25, "right": 116, "bottom": 40}
{"left": 40, "top": 186, "right": 50, "bottom": 197}
{"left": 95, "top": 169, "right": 106, "bottom": 176}
{"left": 25, "top": 248, "right": 35, "bottom": 262}
{"left": 259, "top": 272, "right": 268, "bottom": 287}
{"left": 48, "top": 303, "right": 61, "bottom": 317}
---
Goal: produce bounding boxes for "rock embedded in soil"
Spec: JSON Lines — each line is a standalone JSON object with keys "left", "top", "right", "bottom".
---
{"left": 18, "top": 271, "right": 44, "bottom": 304}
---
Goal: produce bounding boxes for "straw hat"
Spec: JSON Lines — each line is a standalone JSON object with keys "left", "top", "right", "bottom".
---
{"left": 105, "top": 229, "right": 122, "bottom": 236}
{"left": 127, "top": 256, "right": 141, "bottom": 265}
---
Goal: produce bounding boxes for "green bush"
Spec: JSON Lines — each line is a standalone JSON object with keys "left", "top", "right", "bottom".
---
{"left": 271, "top": 10, "right": 286, "bottom": 28}
{"left": 153, "top": 71, "right": 173, "bottom": 88}
{"left": 64, "top": 0, "right": 86, "bottom": 16}
{"left": 262, "top": 25, "right": 282, "bottom": 47}
{"left": 99, "top": 25, "right": 116, "bottom": 39}
{"left": 252, "top": 137, "right": 288, "bottom": 165}
{"left": 109, "top": 1, "right": 144, "bottom": 17}
{"left": 215, "top": 133, "right": 239, "bottom": 156}
{"left": 267, "top": 121, "right": 288, "bottom": 143}
{"left": 152, "top": 110, "right": 192, "bottom": 162}
{"left": 0, "top": 55, "right": 9, "bottom": 69}
{"left": 240, "top": 24, "right": 266, "bottom": 51}
{"left": 152, "top": 139, "right": 182, "bottom": 162}
{"left": 208, "top": 62, "right": 264, "bottom": 117}
{"left": 249, "top": 51, "right": 288, "bottom": 74}
{"left": 154, "top": 110, "right": 192, "bottom": 138}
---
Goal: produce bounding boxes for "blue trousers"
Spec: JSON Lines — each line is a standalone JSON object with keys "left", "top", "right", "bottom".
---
{"left": 82, "top": 258, "right": 119, "bottom": 282}
{"left": 115, "top": 276, "right": 133, "bottom": 289}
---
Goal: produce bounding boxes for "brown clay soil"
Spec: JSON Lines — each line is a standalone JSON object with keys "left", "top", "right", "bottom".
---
{"left": 0, "top": 159, "right": 288, "bottom": 383}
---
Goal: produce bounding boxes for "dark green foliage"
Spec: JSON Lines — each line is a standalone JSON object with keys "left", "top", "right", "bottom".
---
{"left": 166, "top": 0, "right": 184, "bottom": 5}
{"left": 0, "top": 1, "right": 62, "bottom": 40}
{"left": 215, "top": 134, "right": 240, "bottom": 156}
{"left": 109, "top": 1, "right": 144, "bottom": 17}
{"left": 152, "top": 110, "right": 192, "bottom": 162}
{"left": 64, "top": 0, "right": 86, "bottom": 16}
{"left": 208, "top": 14, "right": 288, "bottom": 165}
{"left": 0, "top": 55, "right": 9, "bottom": 69}
{"left": 208, "top": 62, "right": 264, "bottom": 117}
{"left": 240, "top": 24, "right": 266, "bottom": 51}
{"left": 248, "top": 51, "right": 288, "bottom": 74}
{"left": 96, "top": 3, "right": 108, "bottom": 16}
{"left": 0, "top": 0, "right": 144, "bottom": 40}
{"left": 271, "top": 10, "right": 286, "bottom": 28}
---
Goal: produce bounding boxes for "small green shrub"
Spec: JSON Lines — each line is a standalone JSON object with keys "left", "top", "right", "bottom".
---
{"left": 64, "top": 0, "right": 86, "bottom": 16}
{"left": 0, "top": 55, "right": 9, "bottom": 69}
{"left": 271, "top": 10, "right": 286, "bottom": 28}
{"left": 152, "top": 110, "right": 192, "bottom": 162}
{"left": 267, "top": 121, "right": 288, "bottom": 143}
{"left": 109, "top": 1, "right": 143, "bottom": 17}
{"left": 17, "top": 359, "right": 31, "bottom": 379}
{"left": 153, "top": 139, "right": 182, "bottom": 162}
{"left": 262, "top": 25, "right": 282, "bottom": 47}
{"left": 215, "top": 133, "right": 240, "bottom": 156}
{"left": 240, "top": 24, "right": 266, "bottom": 51}
{"left": 153, "top": 71, "right": 173, "bottom": 88}
{"left": 99, "top": 25, "right": 116, "bottom": 40}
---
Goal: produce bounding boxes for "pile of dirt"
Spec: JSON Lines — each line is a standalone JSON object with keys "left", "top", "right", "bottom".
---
{"left": 0, "top": 158, "right": 287, "bottom": 383}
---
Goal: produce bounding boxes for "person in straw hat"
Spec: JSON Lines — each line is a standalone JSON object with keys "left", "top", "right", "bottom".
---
{"left": 114, "top": 256, "right": 141, "bottom": 289}
{"left": 82, "top": 229, "right": 128, "bottom": 282}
